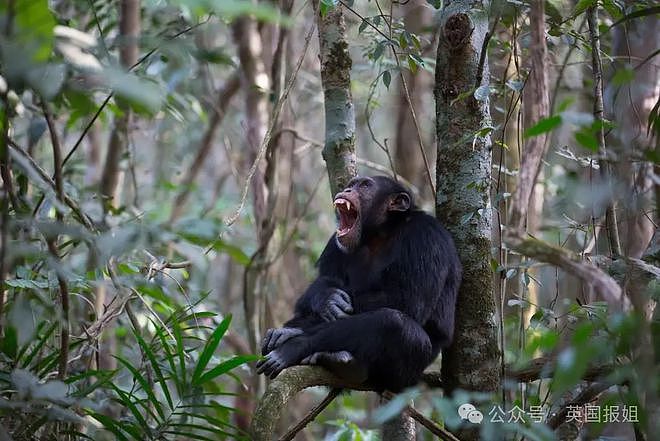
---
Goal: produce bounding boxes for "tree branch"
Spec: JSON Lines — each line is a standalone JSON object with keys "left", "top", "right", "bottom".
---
{"left": 278, "top": 388, "right": 341, "bottom": 441}
{"left": 505, "top": 234, "right": 628, "bottom": 308}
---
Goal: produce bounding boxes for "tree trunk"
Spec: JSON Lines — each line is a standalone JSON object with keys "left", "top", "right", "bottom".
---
{"left": 232, "top": 15, "right": 271, "bottom": 362}
{"left": 434, "top": 2, "right": 500, "bottom": 438}
{"left": 96, "top": 0, "right": 140, "bottom": 371}
{"left": 314, "top": 2, "right": 357, "bottom": 196}
{"left": 99, "top": 0, "right": 140, "bottom": 211}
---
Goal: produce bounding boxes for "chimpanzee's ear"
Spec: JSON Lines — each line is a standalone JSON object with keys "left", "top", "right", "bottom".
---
{"left": 389, "top": 192, "right": 411, "bottom": 211}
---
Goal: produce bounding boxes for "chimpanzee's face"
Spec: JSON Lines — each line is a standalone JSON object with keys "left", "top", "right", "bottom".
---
{"left": 333, "top": 176, "right": 411, "bottom": 253}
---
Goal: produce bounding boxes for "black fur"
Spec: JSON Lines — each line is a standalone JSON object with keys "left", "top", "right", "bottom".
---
{"left": 257, "top": 176, "right": 461, "bottom": 392}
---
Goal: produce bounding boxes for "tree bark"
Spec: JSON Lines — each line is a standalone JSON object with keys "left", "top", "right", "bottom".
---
{"left": 314, "top": 2, "right": 357, "bottom": 196}
{"left": 434, "top": 1, "right": 500, "bottom": 435}
{"left": 232, "top": 15, "right": 271, "bottom": 363}
{"left": 99, "top": 0, "right": 140, "bottom": 211}
{"left": 509, "top": 0, "right": 549, "bottom": 233}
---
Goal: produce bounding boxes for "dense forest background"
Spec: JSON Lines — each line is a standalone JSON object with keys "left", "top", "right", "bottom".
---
{"left": 0, "top": 0, "right": 658, "bottom": 440}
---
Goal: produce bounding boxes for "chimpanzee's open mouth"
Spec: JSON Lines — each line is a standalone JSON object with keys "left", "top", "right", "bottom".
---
{"left": 334, "top": 198, "right": 358, "bottom": 237}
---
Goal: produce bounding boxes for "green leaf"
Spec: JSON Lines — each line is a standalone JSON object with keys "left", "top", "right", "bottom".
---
{"left": 192, "top": 315, "right": 233, "bottom": 385}
{"left": 101, "top": 67, "right": 164, "bottom": 114}
{"left": 608, "top": 6, "right": 660, "bottom": 31}
{"left": 114, "top": 355, "right": 166, "bottom": 421}
{"left": 89, "top": 413, "right": 132, "bottom": 441}
{"left": 113, "top": 381, "right": 160, "bottom": 423}
{"left": 407, "top": 55, "right": 418, "bottom": 74}
{"left": 133, "top": 331, "right": 174, "bottom": 410}
{"left": 319, "top": 0, "right": 338, "bottom": 17}
{"left": 359, "top": 19, "right": 369, "bottom": 34}
{"left": 611, "top": 66, "right": 634, "bottom": 86}
{"left": 373, "top": 42, "right": 385, "bottom": 61}
{"left": 13, "top": 0, "right": 56, "bottom": 61}
{"left": 382, "top": 71, "right": 391, "bottom": 89}
{"left": 18, "top": 322, "right": 57, "bottom": 367}
{"left": 572, "top": 0, "right": 597, "bottom": 18}
{"left": 574, "top": 131, "right": 599, "bottom": 151}
{"left": 602, "top": 0, "right": 623, "bottom": 19}
{"left": 196, "top": 355, "right": 260, "bottom": 385}
{"left": 524, "top": 115, "right": 562, "bottom": 138}
{"left": 398, "top": 32, "right": 408, "bottom": 49}
{"left": 0, "top": 327, "right": 18, "bottom": 359}
{"left": 154, "top": 324, "right": 185, "bottom": 396}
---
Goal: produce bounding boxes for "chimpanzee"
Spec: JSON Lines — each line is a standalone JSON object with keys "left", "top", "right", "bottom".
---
{"left": 256, "top": 175, "right": 461, "bottom": 392}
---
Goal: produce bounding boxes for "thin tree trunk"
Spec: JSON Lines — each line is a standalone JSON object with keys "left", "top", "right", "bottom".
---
{"left": 314, "top": 1, "right": 357, "bottom": 196}
{"left": 509, "top": 0, "right": 549, "bottom": 233}
{"left": 168, "top": 72, "right": 241, "bottom": 224}
{"left": 97, "top": 0, "right": 140, "bottom": 370}
{"left": 587, "top": 6, "right": 622, "bottom": 257}
{"left": 394, "top": 0, "right": 433, "bottom": 199}
{"left": 435, "top": 3, "right": 500, "bottom": 439}
{"left": 232, "top": 15, "right": 271, "bottom": 360}
{"left": 100, "top": 0, "right": 140, "bottom": 211}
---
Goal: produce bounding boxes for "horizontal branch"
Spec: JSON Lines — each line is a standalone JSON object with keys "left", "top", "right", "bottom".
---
{"left": 505, "top": 233, "right": 627, "bottom": 308}
{"left": 250, "top": 366, "right": 368, "bottom": 440}
{"left": 251, "top": 354, "right": 624, "bottom": 439}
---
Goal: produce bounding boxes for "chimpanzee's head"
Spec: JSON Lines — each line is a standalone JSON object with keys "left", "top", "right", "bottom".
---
{"left": 333, "top": 175, "right": 413, "bottom": 253}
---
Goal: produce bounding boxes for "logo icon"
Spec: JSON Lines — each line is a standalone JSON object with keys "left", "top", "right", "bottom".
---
{"left": 458, "top": 403, "right": 483, "bottom": 424}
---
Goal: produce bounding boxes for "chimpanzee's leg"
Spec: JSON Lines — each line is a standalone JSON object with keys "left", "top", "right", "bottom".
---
{"left": 256, "top": 308, "right": 433, "bottom": 392}
{"left": 300, "top": 350, "right": 368, "bottom": 384}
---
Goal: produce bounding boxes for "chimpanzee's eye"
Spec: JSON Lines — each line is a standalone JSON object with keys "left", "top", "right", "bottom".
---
{"left": 360, "top": 180, "right": 372, "bottom": 188}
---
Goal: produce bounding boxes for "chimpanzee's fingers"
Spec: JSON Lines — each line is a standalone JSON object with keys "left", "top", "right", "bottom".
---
{"left": 256, "top": 357, "right": 268, "bottom": 374}
{"left": 268, "top": 367, "right": 282, "bottom": 380}
{"left": 261, "top": 329, "right": 275, "bottom": 355}
{"left": 257, "top": 357, "right": 277, "bottom": 376}
{"left": 322, "top": 309, "right": 336, "bottom": 322}
{"left": 330, "top": 304, "right": 348, "bottom": 319}
{"left": 337, "top": 289, "right": 352, "bottom": 305}
{"left": 272, "top": 331, "right": 288, "bottom": 348}
{"left": 335, "top": 298, "right": 353, "bottom": 313}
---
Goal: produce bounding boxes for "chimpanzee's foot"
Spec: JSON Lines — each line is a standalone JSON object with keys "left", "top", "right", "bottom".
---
{"left": 257, "top": 338, "right": 307, "bottom": 379}
{"left": 300, "top": 351, "right": 368, "bottom": 384}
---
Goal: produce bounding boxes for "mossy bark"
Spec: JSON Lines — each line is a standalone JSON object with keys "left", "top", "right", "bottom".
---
{"left": 316, "top": 4, "right": 357, "bottom": 196}
{"left": 434, "top": 0, "right": 500, "bottom": 403}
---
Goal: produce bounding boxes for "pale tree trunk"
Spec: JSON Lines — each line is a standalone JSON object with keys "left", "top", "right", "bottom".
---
{"left": 232, "top": 16, "right": 271, "bottom": 360}
{"left": 100, "top": 0, "right": 139, "bottom": 211}
{"left": 604, "top": 7, "right": 659, "bottom": 439}
{"left": 435, "top": 1, "right": 500, "bottom": 438}
{"left": 96, "top": 0, "right": 140, "bottom": 371}
{"left": 516, "top": 0, "right": 548, "bottom": 359}
{"left": 314, "top": 1, "right": 357, "bottom": 196}
{"left": 509, "top": 0, "right": 549, "bottom": 233}
{"left": 605, "top": 9, "right": 658, "bottom": 259}
{"left": 394, "top": 0, "right": 434, "bottom": 199}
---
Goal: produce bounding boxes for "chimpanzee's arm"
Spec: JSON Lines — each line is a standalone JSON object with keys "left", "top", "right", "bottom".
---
{"left": 287, "top": 237, "right": 352, "bottom": 323}
{"left": 262, "top": 239, "right": 352, "bottom": 355}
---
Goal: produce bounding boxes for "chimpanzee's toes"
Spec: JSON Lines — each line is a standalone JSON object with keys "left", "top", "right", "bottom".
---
{"left": 256, "top": 349, "right": 292, "bottom": 379}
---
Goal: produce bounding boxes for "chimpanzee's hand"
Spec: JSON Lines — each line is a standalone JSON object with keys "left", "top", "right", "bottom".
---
{"left": 261, "top": 327, "right": 303, "bottom": 355}
{"left": 319, "top": 288, "right": 353, "bottom": 322}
